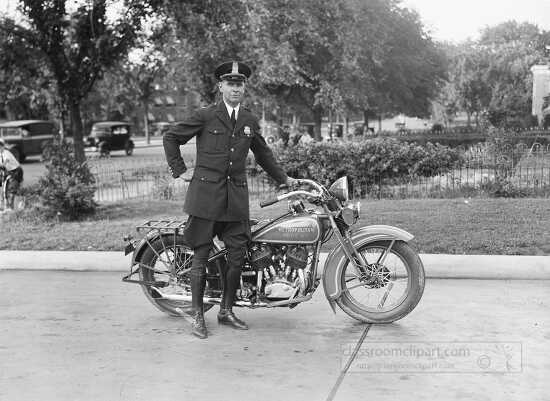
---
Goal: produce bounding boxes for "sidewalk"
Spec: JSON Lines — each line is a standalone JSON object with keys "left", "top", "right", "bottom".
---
{"left": 1, "top": 250, "right": 550, "bottom": 279}
{"left": 133, "top": 137, "right": 164, "bottom": 148}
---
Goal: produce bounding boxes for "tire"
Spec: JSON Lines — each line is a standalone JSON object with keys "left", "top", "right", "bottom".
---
{"left": 10, "top": 148, "right": 22, "bottom": 163}
{"left": 98, "top": 142, "right": 110, "bottom": 157}
{"left": 335, "top": 240, "right": 425, "bottom": 323}
{"left": 138, "top": 235, "right": 214, "bottom": 317}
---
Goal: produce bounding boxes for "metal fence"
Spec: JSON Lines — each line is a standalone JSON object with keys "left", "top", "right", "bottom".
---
{"left": 91, "top": 151, "right": 550, "bottom": 203}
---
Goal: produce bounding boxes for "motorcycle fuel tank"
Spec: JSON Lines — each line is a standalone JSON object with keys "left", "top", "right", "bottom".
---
{"left": 252, "top": 216, "right": 321, "bottom": 244}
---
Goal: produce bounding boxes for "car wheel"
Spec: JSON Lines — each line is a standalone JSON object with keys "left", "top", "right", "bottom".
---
{"left": 10, "top": 148, "right": 23, "bottom": 163}
{"left": 125, "top": 141, "right": 134, "bottom": 156}
{"left": 98, "top": 142, "right": 110, "bottom": 157}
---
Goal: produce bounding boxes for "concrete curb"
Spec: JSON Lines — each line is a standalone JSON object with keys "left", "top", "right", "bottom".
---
{"left": 1, "top": 250, "right": 550, "bottom": 280}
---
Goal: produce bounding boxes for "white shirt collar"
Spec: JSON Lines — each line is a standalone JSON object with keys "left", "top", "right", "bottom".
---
{"left": 223, "top": 101, "right": 240, "bottom": 119}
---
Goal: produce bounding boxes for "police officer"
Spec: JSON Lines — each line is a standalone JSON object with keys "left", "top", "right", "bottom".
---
{"left": 0, "top": 138, "right": 24, "bottom": 211}
{"left": 163, "top": 61, "right": 296, "bottom": 339}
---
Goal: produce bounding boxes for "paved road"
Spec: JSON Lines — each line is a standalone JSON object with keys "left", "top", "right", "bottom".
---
{"left": 0, "top": 271, "right": 548, "bottom": 401}
{"left": 19, "top": 139, "right": 194, "bottom": 186}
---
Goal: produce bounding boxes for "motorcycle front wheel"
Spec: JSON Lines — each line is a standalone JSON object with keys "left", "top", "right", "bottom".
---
{"left": 336, "top": 240, "right": 425, "bottom": 323}
{"left": 138, "top": 235, "right": 214, "bottom": 317}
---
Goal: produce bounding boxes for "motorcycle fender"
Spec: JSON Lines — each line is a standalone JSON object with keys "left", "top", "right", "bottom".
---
{"left": 131, "top": 233, "right": 185, "bottom": 266}
{"left": 322, "top": 225, "right": 414, "bottom": 305}
{"left": 131, "top": 233, "right": 223, "bottom": 266}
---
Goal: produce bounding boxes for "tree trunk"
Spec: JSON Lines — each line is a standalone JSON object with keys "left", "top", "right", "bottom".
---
{"left": 363, "top": 109, "right": 369, "bottom": 130}
{"left": 144, "top": 101, "right": 150, "bottom": 144}
{"left": 345, "top": 116, "right": 349, "bottom": 138}
{"left": 69, "top": 101, "right": 85, "bottom": 162}
{"left": 328, "top": 109, "right": 333, "bottom": 140}
{"left": 466, "top": 111, "right": 471, "bottom": 128}
{"left": 378, "top": 115, "right": 382, "bottom": 132}
{"left": 313, "top": 107, "right": 323, "bottom": 141}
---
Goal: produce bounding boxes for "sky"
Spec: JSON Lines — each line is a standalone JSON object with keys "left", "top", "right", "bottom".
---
{"left": 403, "top": 0, "right": 550, "bottom": 42}
{"left": 1, "top": 0, "right": 550, "bottom": 43}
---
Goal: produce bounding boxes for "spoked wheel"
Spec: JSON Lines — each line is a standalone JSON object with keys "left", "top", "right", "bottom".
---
{"left": 336, "top": 240, "right": 425, "bottom": 323}
{"left": 138, "top": 235, "right": 214, "bottom": 317}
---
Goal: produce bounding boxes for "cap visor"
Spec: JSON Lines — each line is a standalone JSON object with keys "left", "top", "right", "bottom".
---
{"left": 220, "top": 73, "right": 246, "bottom": 82}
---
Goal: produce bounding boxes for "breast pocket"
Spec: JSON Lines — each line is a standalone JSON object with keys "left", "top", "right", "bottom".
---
{"left": 206, "top": 128, "right": 227, "bottom": 152}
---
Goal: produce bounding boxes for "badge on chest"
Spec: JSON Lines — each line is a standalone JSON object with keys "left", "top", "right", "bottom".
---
{"left": 244, "top": 126, "right": 252, "bottom": 137}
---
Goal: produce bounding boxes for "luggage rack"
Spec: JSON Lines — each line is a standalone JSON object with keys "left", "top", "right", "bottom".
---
{"left": 135, "top": 220, "right": 187, "bottom": 234}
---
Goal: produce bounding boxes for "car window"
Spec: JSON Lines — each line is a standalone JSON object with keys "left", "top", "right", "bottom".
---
{"left": 91, "top": 127, "right": 109, "bottom": 135}
{"left": 1, "top": 128, "right": 21, "bottom": 137}
{"left": 27, "top": 123, "right": 55, "bottom": 136}
{"left": 113, "top": 126, "right": 129, "bottom": 135}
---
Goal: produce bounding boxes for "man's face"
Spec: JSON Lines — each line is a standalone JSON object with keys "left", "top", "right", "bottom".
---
{"left": 219, "top": 80, "right": 245, "bottom": 107}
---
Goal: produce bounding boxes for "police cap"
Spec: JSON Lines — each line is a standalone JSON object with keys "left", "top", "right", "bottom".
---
{"left": 215, "top": 61, "right": 251, "bottom": 82}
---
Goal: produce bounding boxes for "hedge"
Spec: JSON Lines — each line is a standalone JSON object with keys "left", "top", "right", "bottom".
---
{"left": 268, "top": 138, "right": 463, "bottom": 190}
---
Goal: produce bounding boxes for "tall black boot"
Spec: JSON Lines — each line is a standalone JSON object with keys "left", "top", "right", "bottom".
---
{"left": 190, "top": 271, "right": 207, "bottom": 339}
{"left": 217, "top": 265, "right": 248, "bottom": 330}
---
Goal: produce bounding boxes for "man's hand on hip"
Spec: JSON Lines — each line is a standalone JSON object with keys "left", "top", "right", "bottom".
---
{"left": 176, "top": 168, "right": 194, "bottom": 183}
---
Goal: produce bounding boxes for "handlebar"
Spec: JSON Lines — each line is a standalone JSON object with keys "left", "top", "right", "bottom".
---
{"left": 259, "top": 196, "right": 279, "bottom": 208}
{"left": 259, "top": 179, "right": 326, "bottom": 208}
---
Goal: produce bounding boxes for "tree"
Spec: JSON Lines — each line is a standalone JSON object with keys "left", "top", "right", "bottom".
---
{"left": 342, "top": 0, "right": 447, "bottom": 127}
{"left": 166, "top": 0, "right": 250, "bottom": 104}
{"left": 442, "top": 21, "right": 549, "bottom": 129}
{"left": 14, "top": 0, "right": 154, "bottom": 161}
{"left": 479, "top": 22, "right": 547, "bottom": 128}
{"left": 251, "top": 0, "right": 352, "bottom": 140}
{"left": 0, "top": 17, "right": 52, "bottom": 120}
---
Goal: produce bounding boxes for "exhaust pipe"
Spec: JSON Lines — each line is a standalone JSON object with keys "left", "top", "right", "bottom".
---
{"left": 150, "top": 287, "right": 311, "bottom": 308}
{"left": 150, "top": 287, "right": 270, "bottom": 307}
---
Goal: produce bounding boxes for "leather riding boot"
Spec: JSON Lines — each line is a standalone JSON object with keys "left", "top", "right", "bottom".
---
{"left": 191, "top": 310, "right": 207, "bottom": 339}
{"left": 217, "top": 308, "right": 248, "bottom": 330}
{"left": 190, "top": 271, "right": 207, "bottom": 339}
{"left": 217, "top": 264, "right": 248, "bottom": 330}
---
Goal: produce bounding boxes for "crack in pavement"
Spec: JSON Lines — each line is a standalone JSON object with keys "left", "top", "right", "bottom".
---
{"left": 326, "top": 323, "right": 372, "bottom": 401}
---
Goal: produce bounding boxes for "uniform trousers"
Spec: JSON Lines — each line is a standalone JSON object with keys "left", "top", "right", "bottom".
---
{"left": 184, "top": 215, "right": 251, "bottom": 312}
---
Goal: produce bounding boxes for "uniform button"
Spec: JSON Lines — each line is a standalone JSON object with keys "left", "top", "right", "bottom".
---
{"left": 230, "top": 148, "right": 234, "bottom": 152}
{"left": 229, "top": 162, "right": 233, "bottom": 165}
{"left": 227, "top": 176, "right": 231, "bottom": 180}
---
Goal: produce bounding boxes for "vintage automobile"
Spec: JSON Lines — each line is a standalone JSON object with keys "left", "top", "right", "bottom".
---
{"left": 85, "top": 121, "right": 135, "bottom": 156}
{"left": 0, "top": 120, "right": 57, "bottom": 162}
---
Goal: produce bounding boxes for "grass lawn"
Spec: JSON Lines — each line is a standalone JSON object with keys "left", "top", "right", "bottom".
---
{"left": 1, "top": 198, "right": 549, "bottom": 255}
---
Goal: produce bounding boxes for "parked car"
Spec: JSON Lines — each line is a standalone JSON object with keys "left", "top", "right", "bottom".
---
{"left": 0, "top": 120, "right": 57, "bottom": 162}
{"left": 85, "top": 121, "right": 134, "bottom": 156}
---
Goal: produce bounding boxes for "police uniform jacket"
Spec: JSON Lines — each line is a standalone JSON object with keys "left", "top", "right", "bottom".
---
{"left": 163, "top": 102, "right": 288, "bottom": 221}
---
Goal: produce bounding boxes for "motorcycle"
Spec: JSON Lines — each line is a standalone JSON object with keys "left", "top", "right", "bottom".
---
{"left": 123, "top": 177, "right": 425, "bottom": 323}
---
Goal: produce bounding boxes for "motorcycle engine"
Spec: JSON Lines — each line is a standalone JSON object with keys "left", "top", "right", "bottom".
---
{"left": 249, "top": 243, "right": 312, "bottom": 300}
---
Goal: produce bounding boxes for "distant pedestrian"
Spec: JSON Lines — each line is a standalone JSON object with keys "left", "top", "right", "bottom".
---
{"left": 0, "top": 139, "right": 24, "bottom": 211}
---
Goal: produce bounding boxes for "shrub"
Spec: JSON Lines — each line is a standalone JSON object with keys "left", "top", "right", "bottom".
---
{"left": 38, "top": 139, "right": 97, "bottom": 220}
{"left": 270, "top": 138, "right": 463, "bottom": 192}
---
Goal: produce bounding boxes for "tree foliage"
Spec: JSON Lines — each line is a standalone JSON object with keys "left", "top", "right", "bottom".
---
{"left": 12, "top": 0, "right": 154, "bottom": 161}
{"left": 162, "top": 0, "right": 445, "bottom": 139}
{"left": 0, "top": 18, "right": 52, "bottom": 120}
{"left": 443, "top": 21, "right": 549, "bottom": 129}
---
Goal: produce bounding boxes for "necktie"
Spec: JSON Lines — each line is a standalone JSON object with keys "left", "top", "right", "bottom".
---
{"left": 230, "top": 109, "right": 236, "bottom": 129}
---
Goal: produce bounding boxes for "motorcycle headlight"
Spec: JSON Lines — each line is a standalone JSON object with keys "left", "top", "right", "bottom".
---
{"left": 328, "top": 176, "right": 349, "bottom": 202}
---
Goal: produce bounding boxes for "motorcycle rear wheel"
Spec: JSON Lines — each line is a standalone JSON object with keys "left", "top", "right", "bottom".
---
{"left": 336, "top": 240, "right": 425, "bottom": 323}
{"left": 138, "top": 235, "right": 214, "bottom": 317}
